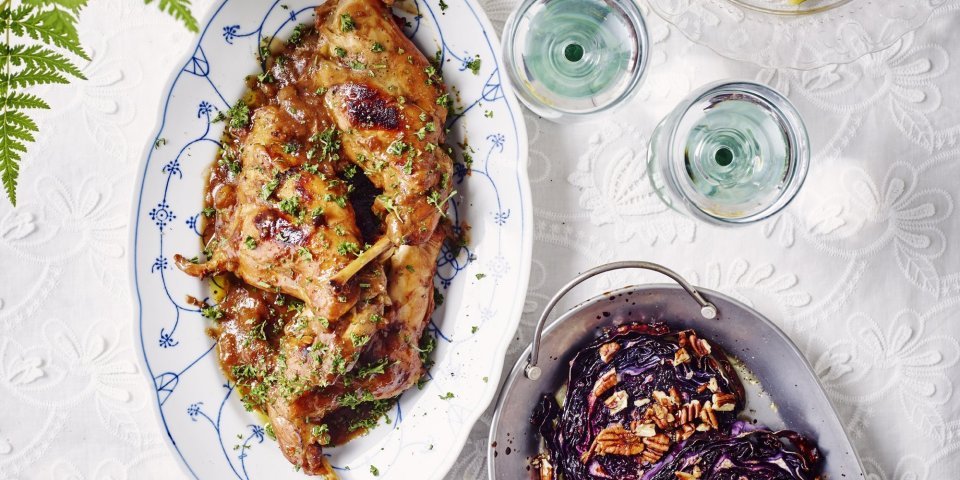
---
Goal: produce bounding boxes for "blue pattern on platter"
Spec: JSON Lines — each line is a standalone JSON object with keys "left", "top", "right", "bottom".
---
{"left": 130, "top": 0, "right": 531, "bottom": 478}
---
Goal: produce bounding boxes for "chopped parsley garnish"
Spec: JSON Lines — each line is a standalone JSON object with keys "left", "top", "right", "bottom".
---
{"left": 378, "top": 195, "right": 398, "bottom": 218}
{"left": 371, "top": 42, "right": 384, "bottom": 53}
{"left": 417, "top": 334, "right": 436, "bottom": 367}
{"left": 219, "top": 157, "right": 241, "bottom": 174}
{"left": 310, "top": 127, "right": 342, "bottom": 161}
{"left": 154, "top": 138, "right": 166, "bottom": 149}
{"left": 350, "top": 60, "right": 366, "bottom": 71}
{"left": 433, "top": 289, "right": 444, "bottom": 306}
{"left": 475, "top": 273, "right": 486, "bottom": 280}
{"left": 215, "top": 100, "right": 251, "bottom": 129}
{"left": 350, "top": 333, "right": 370, "bottom": 348}
{"left": 288, "top": 24, "right": 305, "bottom": 45}
{"left": 331, "top": 352, "right": 348, "bottom": 374}
{"left": 311, "top": 423, "right": 329, "bottom": 439}
{"left": 334, "top": 46, "right": 347, "bottom": 57}
{"left": 244, "top": 236, "right": 257, "bottom": 249}
{"left": 338, "top": 390, "right": 375, "bottom": 409}
{"left": 323, "top": 193, "right": 348, "bottom": 208}
{"left": 436, "top": 92, "right": 452, "bottom": 108}
{"left": 282, "top": 142, "right": 299, "bottom": 154}
{"left": 278, "top": 196, "right": 301, "bottom": 216}
{"left": 340, "top": 14, "right": 356, "bottom": 32}
{"left": 257, "top": 71, "right": 273, "bottom": 84}
{"left": 202, "top": 207, "right": 216, "bottom": 217}
{"left": 260, "top": 175, "right": 280, "bottom": 200}
{"left": 370, "top": 313, "right": 383, "bottom": 323}
{"left": 337, "top": 241, "right": 361, "bottom": 256}
{"left": 201, "top": 305, "right": 223, "bottom": 320}
{"left": 298, "top": 247, "right": 313, "bottom": 260}
{"left": 471, "top": 325, "right": 479, "bottom": 334}
{"left": 386, "top": 139, "right": 409, "bottom": 156}
{"left": 356, "top": 358, "right": 389, "bottom": 379}
{"left": 439, "top": 391, "right": 454, "bottom": 400}
{"left": 439, "top": 0, "right": 448, "bottom": 10}
{"left": 465, "top": 56, "right": 481, "bottom": 75}
{"left": 370, "top": 465, "right": 379, "bottom": 476}
{"left": 426, "top": 189, "right": 456, "bottom": 216}
{"left": 484, "top": 110, "right": 493, "bottom": 118}
{"left": 343, "top": 164, "right": 358, "bottom": 179}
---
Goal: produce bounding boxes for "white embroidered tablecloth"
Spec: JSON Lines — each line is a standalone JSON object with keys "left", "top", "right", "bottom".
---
{"left": 2, "top": 0, "right": 959, "bottom": 478}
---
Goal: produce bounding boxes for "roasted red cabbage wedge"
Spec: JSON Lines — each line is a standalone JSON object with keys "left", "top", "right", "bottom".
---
{"left": 531, "top": 323, "right": 822, "bottom": 480}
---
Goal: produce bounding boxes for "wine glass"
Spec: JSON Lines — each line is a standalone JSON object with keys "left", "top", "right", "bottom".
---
{"left": 501, "top": 0, "right": 649, "bottom": 122}
{"left": 647, "top": 81, "right": 809, "bottom": 225}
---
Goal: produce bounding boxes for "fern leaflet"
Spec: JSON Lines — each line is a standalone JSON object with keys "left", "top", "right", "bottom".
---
{"left": 1, "top": 0, "right": 196, "bottom": 205}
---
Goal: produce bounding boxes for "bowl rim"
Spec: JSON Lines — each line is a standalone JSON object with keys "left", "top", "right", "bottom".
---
{"left": 486, "top": 282, "right": 865, "bottom": 479}
{"left": 499, "top": 0, "right": 650, "bottom": 122}
{"left": 726, "top": 0, "right": 856, "bottom": 16}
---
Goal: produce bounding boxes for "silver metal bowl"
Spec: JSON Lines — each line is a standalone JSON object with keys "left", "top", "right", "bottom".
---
{"left": 488, "top": 261, "right": 864, "bottom": 479}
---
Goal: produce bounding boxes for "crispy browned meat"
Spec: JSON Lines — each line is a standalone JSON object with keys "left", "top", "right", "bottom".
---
{"left": 182, "top": 0, "right": 455, "bottom": 476}
{"left": 179, "top": 0, "right": 452, "bottom": 311}
{"left": 267, "top": 231, "right": 443, "bottom": 475}
{"left": 177, "top": 104, "right": 369, "bottom": 321}
{"left": 315, "top": 0, "right": 454, "bottom": 245}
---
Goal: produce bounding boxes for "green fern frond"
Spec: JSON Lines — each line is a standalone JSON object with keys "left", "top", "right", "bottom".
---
{"left": 145, "top": 0, "right": 199, "bottom": 33}
{"left": 1, "top": 67, "right": 71, "bottom": 89}
{"left": 21, "top": 0, "right": 89, "bottom": 15}
{"left": 8, "top": 7, "right": 88, "bottom": 60}
{"left": 0, "top": 0, "right": 195, "bottom": 205}
{"left": 0, "top": 147, "right": 22, "bottom": 205}
{"left": 1, "top": 44, "right": 85, "bottom": 79}
{"left": 2, "top": 92, "right": 50, "bottom": 110}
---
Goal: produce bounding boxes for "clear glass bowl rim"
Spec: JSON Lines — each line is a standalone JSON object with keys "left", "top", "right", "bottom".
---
{"left": 654, "top": 80, "right": 811, "bottom": 225}
{"left": 500, "top": 0, "right": 650, "bottom": 122}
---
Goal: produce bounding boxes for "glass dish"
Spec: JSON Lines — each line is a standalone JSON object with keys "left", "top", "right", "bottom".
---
{"left": 648, "top": 0, "right": 938, "bottom": 70}
{"left": 647, "top": 81, "right": 809, "bottom": 225}
{"left": 501, "top": 0, "right": 649, "bottom": 122}
{"left": 730, "top": 0, "right": 854, "bottom": 14}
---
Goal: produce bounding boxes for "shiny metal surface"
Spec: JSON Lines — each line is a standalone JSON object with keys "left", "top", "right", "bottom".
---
{"left": 488, "top": 276, "right": 864, "bottom": 479}
{"left": 525, "top": 261, "right": 716, "bottom": 379}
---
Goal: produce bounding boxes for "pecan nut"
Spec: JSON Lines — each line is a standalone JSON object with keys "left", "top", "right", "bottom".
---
{"left": 633, "top": 422, "right": 657, "bottom": 438}
{"left": 593, "top": 368, "right": 618, "bottom": 397}
{"left": 673, "top": 347, "right": 691, "bottom": 365}
{"left": 599, "top": 342, "right": 621, "bottom": 363}
{"left": 584, "top": 424, "right": 645, "bottom": 461}
{"left": 678, "top": 399, "right": 701, "bottom": 425}
{"left": 675, "top": 466, "right": 703, "bottom": 480}
{"left": 699, "top": 401, "right": 718, "bottom": 429}
{"left": 605, "top": 390, "right": 629, "bottom": 414}
{"left": 644, "top": 402, "right": 675, "bottom": 430}
{"left": 640, "top": 433, "right": 671, "bottom": 464}
{"left": 712, "top": 392, "right": 737, "bottom": 412}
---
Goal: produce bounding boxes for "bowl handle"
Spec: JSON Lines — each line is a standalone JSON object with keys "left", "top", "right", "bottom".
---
{"left": 524, "top": 261, "right": 716, "bottom": 381}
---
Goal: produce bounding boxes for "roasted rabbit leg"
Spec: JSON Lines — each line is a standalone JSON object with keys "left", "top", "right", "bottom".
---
{"left": 267, "top": 230, "right": 443, "bottom": 475}
{"left": 177, "top": 104, "right": 374, "bottom": 320}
